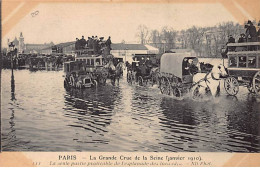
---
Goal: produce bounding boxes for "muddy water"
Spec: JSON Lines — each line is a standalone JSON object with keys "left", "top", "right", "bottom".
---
{"left": 1, "top": 69, "right": 260, "bottom": 152}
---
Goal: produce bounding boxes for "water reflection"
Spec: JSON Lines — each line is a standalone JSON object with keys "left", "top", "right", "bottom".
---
{"left": 1, "top": 69, "right": 260, "bottom": 152}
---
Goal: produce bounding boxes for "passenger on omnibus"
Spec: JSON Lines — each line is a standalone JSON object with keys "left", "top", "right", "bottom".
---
{"left": 75, "top": 38, "right": 80, "bottom": 50}
{"left": 238, "top": 34, "right": 246, "bottom": 43}
{"left": 245, "top": 20, "right": 257, "bottom": 42}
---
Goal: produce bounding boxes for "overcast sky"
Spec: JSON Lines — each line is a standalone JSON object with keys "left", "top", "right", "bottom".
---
{"left": 3, "top": 2, "right": 237, "bottom": 47}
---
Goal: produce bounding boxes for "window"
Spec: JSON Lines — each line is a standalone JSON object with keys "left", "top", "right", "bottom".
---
{"left": 229, "top": 56, "right": 237, "bottom": 67}
{"left": 91, "top": 59, "right": 94, "bottom": 66}
{"left": 248, "top": 56, "right": 256, "bottom": 68}
{"left": 67, "top": 65, "right": 70, "bottom": 72}
{"left": 238, "top": 56, "right": 246, "bottom": 67}
{"left": 87, "top": 59, "right": 90, "bottom": 65}
{"left": 96, "top": 59, "right": 100, "bottom": 65}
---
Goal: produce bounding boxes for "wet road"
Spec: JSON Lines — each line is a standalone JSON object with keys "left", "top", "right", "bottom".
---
{"left": 1, "top": 69, "right": 260, "bottom": 152}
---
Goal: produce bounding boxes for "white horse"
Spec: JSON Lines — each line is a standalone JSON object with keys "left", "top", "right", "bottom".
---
{"left": 192, "top": 64, "right": 228, "bottom": 98}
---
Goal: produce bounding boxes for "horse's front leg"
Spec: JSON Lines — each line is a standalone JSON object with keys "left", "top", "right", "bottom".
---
{"left": 209, "top": 83, "right": 220, "bottom": 98}
{"left": 117, "top": 76, "right": 120, "bottom": 86}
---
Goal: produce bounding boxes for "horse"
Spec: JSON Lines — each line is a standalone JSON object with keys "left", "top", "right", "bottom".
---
{"left": 116, "top": 62, "right": 125, "bottom": 77}
{"left": 104, "top": 60, "right": 121, "bottom": 85}
{"left": 150, "top": 67, "right": 160, "bottom": 86}
{"left": 192, "top": 64, "right": 228, "bottom": 99}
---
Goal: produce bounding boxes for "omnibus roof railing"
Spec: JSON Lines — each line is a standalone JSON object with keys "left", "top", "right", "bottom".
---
{"left": 227, "top": 42, "right": 260, "bottom": 47}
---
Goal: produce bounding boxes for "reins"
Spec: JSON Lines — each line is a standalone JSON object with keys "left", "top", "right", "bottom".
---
{"left": 192, "top": 71, "right": 220, "bottom": 88}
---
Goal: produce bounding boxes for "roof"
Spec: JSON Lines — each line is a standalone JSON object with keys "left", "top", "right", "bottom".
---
{"left": 170, "top": 48, "right": 196, "bottom": 54}
{"left": 56, "top": 41, "right": 75, "bottom": 48}
{"left": 41, "top": 41, "right": 75, "bottom": 50}
{"left": 111, "top": 43, "right": 148, "bottom": 50}
{"left": 145, "top": 44, "right": 159, "bottom": 54}
{"left": 24, "top": 43, "right": 54, "bottom": 53}
{"left": 160, "top": 53, "right": 197, "bottom": 78}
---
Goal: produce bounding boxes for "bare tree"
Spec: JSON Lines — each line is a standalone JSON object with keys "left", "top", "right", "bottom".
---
{"left": 160, "top": 26, "right": 177, "bottom": 51}
{"left": 136, "top": 25, "right": 149, "bottom": 44}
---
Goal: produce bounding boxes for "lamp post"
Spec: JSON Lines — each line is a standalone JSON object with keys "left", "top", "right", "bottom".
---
{"left": 9, "top": 42, "right": 16, "bottom": 96}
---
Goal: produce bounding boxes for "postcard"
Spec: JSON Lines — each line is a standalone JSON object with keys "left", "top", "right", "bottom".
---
{"left": 0, "top": 0, "right": 260, "bottom": 167}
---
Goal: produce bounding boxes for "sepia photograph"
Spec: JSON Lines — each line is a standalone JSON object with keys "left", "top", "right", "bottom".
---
{"left": 1, "top": 0, "right": 260, "bottom": 156}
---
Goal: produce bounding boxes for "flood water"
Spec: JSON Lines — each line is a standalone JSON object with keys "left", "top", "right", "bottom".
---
{"left": 1, "top": 69, "right": 260, "bottom": 152}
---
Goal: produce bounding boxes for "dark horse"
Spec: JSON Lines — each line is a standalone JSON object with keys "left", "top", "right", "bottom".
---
{"left": 105, "top": 60, "right": 124, "bottom": 86}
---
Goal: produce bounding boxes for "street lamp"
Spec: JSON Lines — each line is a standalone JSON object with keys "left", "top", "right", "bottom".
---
{"left": 8, "top": 42, "right": 17, "bottom": 96}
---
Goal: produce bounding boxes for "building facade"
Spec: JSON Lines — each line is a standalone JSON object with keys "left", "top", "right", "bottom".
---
{"left": 7, "top": 32, "right": 53, "bottom": 54}
{"left": 110, "top": 43, "right": 159, "bottom": 63}
{"left": 41, "top": 41, "right": 75, "bottom": 55}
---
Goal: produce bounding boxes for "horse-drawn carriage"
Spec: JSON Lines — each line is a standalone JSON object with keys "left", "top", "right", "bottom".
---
{"left": 158, "top": 53, "right": 200, "bottom": 97}
{"left": 126, "top": 54, "right": 159, "bottom": 86}
{"left": 158, "top": 52, "right": 228, "bottom": 99}
{"left": 63, "top": 54, "right": 108, "bottom": 89}
{"left": 224, "top": 42, "right": 260, "bottom": 96}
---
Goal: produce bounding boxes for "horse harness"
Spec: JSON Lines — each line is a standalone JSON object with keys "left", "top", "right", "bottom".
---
{"left": 193, "top": 72, "right": 221, "bottom": 88}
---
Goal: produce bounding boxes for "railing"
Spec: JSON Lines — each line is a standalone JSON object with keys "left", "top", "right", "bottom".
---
{"left": 227, "top": 42, "right": 260, "bottom": 52}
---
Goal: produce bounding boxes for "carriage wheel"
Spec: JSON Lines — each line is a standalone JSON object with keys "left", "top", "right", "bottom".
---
{"left": 224, "top": 77, "right": 239, "bottom": 96}
{"left": 138, "top": 76, "right": 144, "bottom": 86}
{"left": 171, "top": 86, "right": 182, "bottom": 98}
{"left": 154, "top": 72, "right": 161, "bottom": 86}
{"left": 127, "top": 72, "right": 132, "bottom": 84}
{"left": 159, "top": 77, "right": 170, "bottom": 95}
{"left": 252, "top": 71, "right": 260, "bottom": 95}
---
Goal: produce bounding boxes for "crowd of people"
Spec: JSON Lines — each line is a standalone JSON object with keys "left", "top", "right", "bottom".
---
{"left": 75, "top": 35, "right": 112, "bottom": 55}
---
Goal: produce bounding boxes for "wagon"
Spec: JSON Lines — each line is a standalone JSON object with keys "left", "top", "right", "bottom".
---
{"left": 158, "top": 53, "right": 199, "bottom": 98}
{"left": 127, "top": 55, "right": 159, "bottom": 86}
{"left": 224, "top": 42, "right": 260, "bottom": 96}
{"left": 63, "top": 54, "right": 108, "bottom": 89}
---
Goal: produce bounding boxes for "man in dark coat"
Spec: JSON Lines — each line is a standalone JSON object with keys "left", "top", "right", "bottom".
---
{"left": 237, "top": 34, "right": 247, "bottom": 51}
{"left": 80, "top": 36, "right": 87, "bottom": 49}
{"left": 226, "top": 35, "right": 236, "bottom": 51}
{"left": 85, "top": 37, "right": 90, "bottom": 48}
{"left": 88, "top": 37, "right": 93, "bottom": 49}
{"left": 105, "top": 36, "right": 112, "bottom": 50}
{"left": 238, "top": 34, "right": 246, "bottom": 43}
{"left": 93, "top": 36, "right": 99, "bottom": 54}
{"left": 227, "top": 35, "right": 235, "bottom": 44}
{"left": 245, "top": 20, "right": 257, "bottom": 42}
{"left": 75, "top": 38, "right": 79, "bottom": 50}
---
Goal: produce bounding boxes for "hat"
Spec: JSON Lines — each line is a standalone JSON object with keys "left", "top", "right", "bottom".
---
{"left": 247, "top": 20, "right": 252, "bottom": 24}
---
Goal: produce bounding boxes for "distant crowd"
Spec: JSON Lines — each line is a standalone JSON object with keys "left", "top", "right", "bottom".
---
{"left": 75, "top": 35, "right": 112, "bottom": 55}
